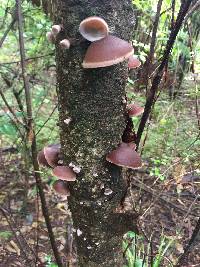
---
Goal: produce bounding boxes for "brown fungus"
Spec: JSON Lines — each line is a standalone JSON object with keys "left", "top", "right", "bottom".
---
{"left": 53, "top": 180, "right": 70, "bottom": 196}
{"left": 43, "top": 144, "right": 61, "bottom": 168}
{"left": 37, "top": 149, "right": 50, "bottom": 168}
{"left": 59, "top": 39, "right": 70, "bottom": 49}
{"left": 82, "top": 35, "right": 134, "bottom": 68}
{"left": 106, "top": 142, "right": 142, "bottom": 169}
{"left": 79, "top": 16, "right": 109, "bottom": 42}
{"left": 128, "top": 103, "right": 144, "bottom": 117}
{"left": 52, "top": 25, "right": 62, "bottom": 36}
{"left": 52, "top": 166, "right": 76, "bottom": 181}
{"left": 128, "top": 55, "right": 141, "bottom": 69}
{"left": 46, "top": 31, "right": 55, "bottom": 44}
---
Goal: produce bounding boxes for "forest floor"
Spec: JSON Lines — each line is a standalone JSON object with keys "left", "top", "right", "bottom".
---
{"left": 0, "top": 79, "right": 199, "bottom": 267}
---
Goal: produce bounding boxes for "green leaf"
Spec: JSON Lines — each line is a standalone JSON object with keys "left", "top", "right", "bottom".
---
{"left": 134, "top": 258, "right": 145, "bottom": 267}
{"left": 0, "top": 123, "right": 17, "bottom": 136}
{"left": 0, "top": 231, "right": 12, "bottom": 240}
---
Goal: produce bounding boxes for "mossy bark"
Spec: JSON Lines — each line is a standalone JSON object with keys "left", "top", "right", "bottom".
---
{"left": 54, "top": 1, "right": 137, "bottom": 266}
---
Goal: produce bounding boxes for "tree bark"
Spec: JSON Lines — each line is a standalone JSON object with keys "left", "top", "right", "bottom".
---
{"left": 54, "top": 1, "right": 137, "bottom": 266}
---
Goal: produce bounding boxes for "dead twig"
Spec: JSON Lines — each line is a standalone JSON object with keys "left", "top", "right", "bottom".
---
{"left": 0, "top": 88, "right": 25, "bottom": 138}
{"left": 130, "top": 175, "right": 198, "bottom": 217}
{"left": 36, "top": 104, "right": 57, "bottom": 136}
{"left": 184, "top": 0, "right": 200, "bottom": 23}
{"left": 176, "top": 216, "right": 200, "bottom": 266}
{"left": 0, "top": 5, "right": 17, "bottom": 48}
{"left": 0, "top": 207, "right": 33, "bottom": 265}
{"left": 136, "top": 0, "right": 195, "bottom": 148}
{"left": 0, "top": 53, "right": 54, "bottom": 65}
{"left": 16, "top": 0, "right": 63, "bottom": 266}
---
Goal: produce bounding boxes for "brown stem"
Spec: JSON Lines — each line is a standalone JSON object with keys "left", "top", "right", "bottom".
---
{"left": 31, "top": 136, "right": 63, "bottom": 267}
{"left": 16, "top": 0, "right": 63, "bottom": 266}
{"left": 0, "top": 53, "right": 54, "bottom": 65}
{"left": 144, "top": 0, "right": 163, "bottom": 89}
{"left": 0, "top": 88, "right": 25, "bottom": 138}
{"left": 136, "top": 0, "right": 194, "bottom": 148}
{"left": 187, "top": 23, "right": 200, "bottom": 131}
{"left": 0, "top": 7, "right": 17, "bottom": 48}
{"left": 184, "top": 0, "right": 200, "bottom": 22}
{"left": 0, "top": 208, "right": 33, "bottom": 265}
{"left": 175, "top": 217, "right": 200, "bottom": 266}
{"left": 122, "top": 116, "right": 137, "bottom": 143}
{"left": 36, "top": 104, "right": 58, "bottom": 135}
{"left": 171, "top": 0, "right": 176, "bottom": 30}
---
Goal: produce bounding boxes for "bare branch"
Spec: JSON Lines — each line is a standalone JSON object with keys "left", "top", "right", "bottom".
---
{"left": 176, "top": 216, "right": 200, "bottom": 266}
{"left": 0, "top": 88, "right": 25, "bottom": 138}
{"left": 0, "top": 207, "right": 33, "bottom": 265}
{"left": 0, "top": 53, "right": 54, "bottom": 65}
{"left": 136, "top": 0, "right": 195, "bottom": 147}
{"left": 0, "top": 5, "right": 17, "bottom": 48}
{"left": 36, "top": 104, "right": 57, "bottom": 136}
{"left": 16, "top": 0, "right": 63, "bottom": 266}
{"left": 184, "top": 0, "right": 200, "bottom": 22}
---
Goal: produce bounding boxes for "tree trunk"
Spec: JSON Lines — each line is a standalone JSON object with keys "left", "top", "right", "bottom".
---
{"left": 54, "top": 1, "right": 137, "bottom": 266}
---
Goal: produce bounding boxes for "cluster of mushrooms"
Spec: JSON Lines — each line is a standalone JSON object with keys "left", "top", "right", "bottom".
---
{"left": 40, "top": 17, "right": 144, "bottom": 196}
{"left": 37, "top": 144, "right": 77, "bottom": 196}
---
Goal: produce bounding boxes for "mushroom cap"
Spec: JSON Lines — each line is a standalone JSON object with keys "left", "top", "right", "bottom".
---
{"left": 128, "top": 55, "right": 141, "bottom": 69}
{"left": 82, "top": 35, "right": 134, "bottom": 68}
{"left": 52, "top": 25, "right": 61, "bottom": 36}
{"left": 37, "top": 149, "right": 50, "bottom": 168}
{"left": 52, "top": 166, "right": 76, "bottom": 181}
{"left": 53, "top": 180, "right": 70, "bottom": 196}
{"left": 106, "top": 142, "right": 142, "bottom": 169}
{"left": 125, "top": 142, "right": 137, "bottom": 150}
{"left": 128, "top": 104, "right": 144, "bottom": 117}
{"left": 46, "top": 31, "right": 55, "bottom": 44}
{"left": 79, "top": 16, "right": 109, "bottom": 42}
{"left": 60, "top": 39, "right": 70, "bottom": 49}
{"left": 43, "top": 144, "right": 61, "bottom": 168}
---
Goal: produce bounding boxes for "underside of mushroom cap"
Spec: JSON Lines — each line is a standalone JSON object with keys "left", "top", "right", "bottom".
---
{"left": 82, "top": 35, "right": 134, "bottom": 68}
{"left": 53, "top": 180, "right": 70, "bottom": 196}
{"left": 128, "top": 55, "right": 141, "bottom": 69}
{"left": 52, "top": 166, "right": 76, "bottom": 181}
{"left": 106, "top": 142, "right": 142, "bottom": 169}
{"left": 79, "top": 16, "right": 109, "bottom": 42}
{"left": 37, "top": 149, "right": 50, "bottom": 168}
{"left": 128, "top": 103, "right": 144, "bottom": 117}
{"left": 125, "top": 142, "right": 137, "bottom": 150}
{"left": 60, "top": 39, "right": 70, "bottom": 49}
{"left": 43, "top": 144, "right": 61, "bottom": 168}
{"left": 52, "top": 25, "right": 61, "bottom": 36}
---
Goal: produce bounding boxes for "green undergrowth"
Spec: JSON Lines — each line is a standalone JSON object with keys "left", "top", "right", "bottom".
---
{"left": 127, "top": 81, "right": 199, "bottom": 181}
{"left": 123, "top": 231, "right": 174, "bottom": 267}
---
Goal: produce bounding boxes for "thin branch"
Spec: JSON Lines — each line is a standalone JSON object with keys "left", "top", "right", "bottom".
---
{"left": 4, "top": 204, "right": 39, "bottom": 260}
{"left": 0, "top": 7, "right": 17, "bottom": 48}
{"left": 0, "top": 89, "right": 24, "bottom": 127}
{"left": 136, "top": 0, "right": 194, "bottom": 147}
{"left": 160, "top": 7, "right": 172, "bottom": 17}
{"left": 0, "top": 53, "right": 54, "bottom": 65}
{"left": 187, "top": 24, "right": 200, "bottom": 132}
{"left": 0, "top": 207, "right": 33, "bottom": 265}
{"left": 0, "top": 88, "right": 25, "bottom": 138}
{"left": 36, "top": 104, "right": 57, "bottom": 136}
{"left": 145, "top": 0, "right": 163, "bottom": 88}
{"left": 176, "top": 216, "right": 200, "bottom": 266}
{"left": 184, "top": 0, "right": 200, "bottom": 22}
{"left": 130, "top": 175, "right": 198, "bottom": 217}
{"left": 16, "top": 1, "right": 63, "bottom": 266}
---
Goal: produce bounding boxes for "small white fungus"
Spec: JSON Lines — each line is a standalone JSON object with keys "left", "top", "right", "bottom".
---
{"left": 104, "top": 188, "right": 113, "bottom": 196}
{"left": 77, "top": 229, "right": 83, "bottom": 236}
